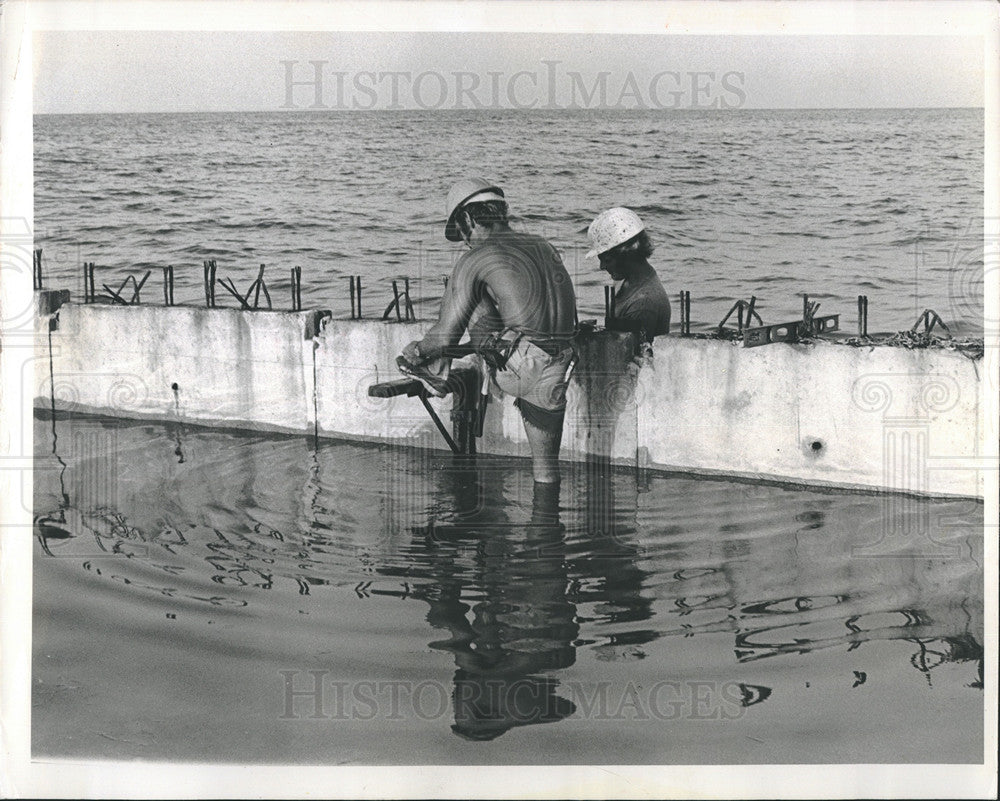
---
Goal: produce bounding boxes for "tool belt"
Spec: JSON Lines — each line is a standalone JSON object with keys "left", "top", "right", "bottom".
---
{"left": 478, "top": 328, "right": 573, "bottom": 371}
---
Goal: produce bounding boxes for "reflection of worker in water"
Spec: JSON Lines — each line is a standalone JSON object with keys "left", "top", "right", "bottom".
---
{"left": 411, "top": 474, "right": 578, "bottom": 741}
{"left": 587, "top": 207, "right": 671, "bottom": 343}
{"left": 386, "top": 457, "right": 654, "bottom": 741}
{"left": 448, "top": 481, "right": 578, "bottom": 740}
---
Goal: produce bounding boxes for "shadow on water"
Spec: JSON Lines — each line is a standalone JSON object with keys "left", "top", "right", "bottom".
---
{"left": 33, "top": 410, "right": 984, "bottom": 759}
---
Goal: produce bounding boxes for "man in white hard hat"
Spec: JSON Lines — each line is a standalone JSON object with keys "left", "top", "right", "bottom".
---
{"left": 399, "top": 178, "right": 577, "bottom": 484}
{"left": 587, "top": 207, "right": 671, "bottom": 342}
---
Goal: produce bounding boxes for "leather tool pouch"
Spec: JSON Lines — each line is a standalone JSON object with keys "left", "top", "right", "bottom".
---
{"left": 478, "top": 329, "right": 524, "bottom": 372}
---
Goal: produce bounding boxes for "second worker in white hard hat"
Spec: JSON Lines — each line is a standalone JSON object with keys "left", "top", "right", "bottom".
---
{"left": 586, "top": 207, "right": 671, "bottom": 342}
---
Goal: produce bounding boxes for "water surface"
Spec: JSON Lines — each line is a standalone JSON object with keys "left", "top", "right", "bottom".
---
{"left": 33, "top": 412, "right": 984, "bottom": 764}
{"left": 34, "top": 108, "right": 984, "bottom": 333}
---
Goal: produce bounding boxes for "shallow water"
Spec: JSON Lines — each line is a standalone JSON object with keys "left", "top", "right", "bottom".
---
{"left": 34, "top": 108, "right": 984, "bottom": 334}
{"left": 33, "top": 411, "right": 983, "bottom": 764}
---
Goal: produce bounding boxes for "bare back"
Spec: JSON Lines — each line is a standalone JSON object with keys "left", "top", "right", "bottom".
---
{"left": 420, "top": 228, "right": 577, "bottom": 353}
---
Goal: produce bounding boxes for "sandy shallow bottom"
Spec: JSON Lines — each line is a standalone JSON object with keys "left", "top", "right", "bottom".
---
{"left": 32, "top": 412, "right": 984, "bottom": 764}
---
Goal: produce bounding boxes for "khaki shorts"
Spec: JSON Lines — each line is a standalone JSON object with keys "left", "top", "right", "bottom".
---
{"left": 491, "top": 336, "right": 576, "bottom": 411}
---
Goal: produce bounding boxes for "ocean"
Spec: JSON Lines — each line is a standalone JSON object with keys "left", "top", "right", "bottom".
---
{"left": 33, "top": 107, "right": 984, "bottom": 334}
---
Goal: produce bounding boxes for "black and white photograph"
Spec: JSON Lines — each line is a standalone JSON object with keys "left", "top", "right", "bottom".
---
{"left": 1, "top": 1, "right": 997, "bottom": 797}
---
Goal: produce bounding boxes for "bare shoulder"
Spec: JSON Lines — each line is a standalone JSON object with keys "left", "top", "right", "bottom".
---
{"left": 512, "top": 230, "right": 565, "bottom": 265}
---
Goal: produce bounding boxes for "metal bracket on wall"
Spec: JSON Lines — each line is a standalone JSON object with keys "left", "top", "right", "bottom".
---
{"left": 743, "top": 314, "right": 840, "bottom": 347}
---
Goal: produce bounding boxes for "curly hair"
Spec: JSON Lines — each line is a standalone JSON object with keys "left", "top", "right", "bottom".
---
{"left": 600, "top": 230, "right": 655, "bottom": 262}
{"left": 457, "top": 199, "right": 509, "bottom": 238}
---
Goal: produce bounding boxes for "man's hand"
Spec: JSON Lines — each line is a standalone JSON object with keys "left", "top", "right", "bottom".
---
{"left": 631, "top": 341, "right": 654, "bottom": 370}
{"left": 401, "top": 340, "right": 425, "bottom": 365}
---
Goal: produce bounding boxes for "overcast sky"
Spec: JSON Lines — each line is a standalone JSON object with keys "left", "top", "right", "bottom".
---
{"left": 33, "top": 30, "right": 985, "bottom": 113}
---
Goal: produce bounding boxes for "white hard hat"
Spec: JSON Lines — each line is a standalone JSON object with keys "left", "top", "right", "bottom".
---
{"left": 445, "top": 177, "right": 505, "bottom": 241}
{"left": 586, "top": 207, "right": 645, "bottom": 259}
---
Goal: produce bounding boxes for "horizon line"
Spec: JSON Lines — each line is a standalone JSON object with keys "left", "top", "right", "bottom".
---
{"left": 33, "top": 105, "right": 985, "bottom": 116}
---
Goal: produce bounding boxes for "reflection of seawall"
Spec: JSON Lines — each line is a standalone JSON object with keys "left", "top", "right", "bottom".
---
{"left": 34, "top": 291, "right": 985, "bottom": 498}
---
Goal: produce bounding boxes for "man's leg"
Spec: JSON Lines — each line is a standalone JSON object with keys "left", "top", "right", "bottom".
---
{"left": 522, "top": 412, "right": 564, "bottom": 483}
{"left": 502, "top": 347, "right": 574, "bottom": 483}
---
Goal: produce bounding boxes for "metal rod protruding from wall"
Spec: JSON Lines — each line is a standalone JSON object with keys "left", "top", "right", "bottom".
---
{"left": 203, "top": 260, "right": 217, "bottom": 308}
{"left": 349, "top": 275, "right": 362, "bottom": 319}
{"left": 253, "top": 264, "right": 265, "bottom": 308}
{"left": 291, "top": 266, "right": 302, "bottom": 311}
{"left": 391, "top": 280, "right": 402, "bottom": 321}
{"left": 162, "top": 265, "right": 174, "bottom": 306}
{"left": 84, "top": 262, "right": 96, "bottom": 303}
{"left": 679, "top": 290, "right": 691, "bottom": 336}
{"left": 403, "top": 277, "right": 415, "bottom": 320}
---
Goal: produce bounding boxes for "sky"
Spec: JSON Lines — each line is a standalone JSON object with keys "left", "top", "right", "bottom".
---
{"left": 32, "top": 30, "right": 985, "bottom": 113}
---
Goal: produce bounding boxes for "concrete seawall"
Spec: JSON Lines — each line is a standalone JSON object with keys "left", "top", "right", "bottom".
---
{"left": 34, "top": 291, "right": 986, "bottom": 498}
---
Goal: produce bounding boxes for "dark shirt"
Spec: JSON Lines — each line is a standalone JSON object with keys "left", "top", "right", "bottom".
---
{"left": 608, "top": 265, "right": 671, "bottom": 342}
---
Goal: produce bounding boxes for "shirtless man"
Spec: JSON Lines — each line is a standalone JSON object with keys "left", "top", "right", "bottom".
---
{"left": 587, "top": 207, "right": 671, "bottom": 342}
{"left": 400, "top": 178, "right": 577, "bottom": 483}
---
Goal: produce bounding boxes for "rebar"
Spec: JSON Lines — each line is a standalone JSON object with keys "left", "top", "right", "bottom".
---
{"left": 679, "top": 290, "right": 692, "bottom": 336}
{"left": 392, "top": 280, "right": 402, "bottom": 321}
{"left": 291, "top": 266, "right": 302, "bottom": 311}
{"left": 403, "top": 277, "right": 415, "bottom": 320}
{"left": 162, "top": 266, "right": 175, "bottom": 306}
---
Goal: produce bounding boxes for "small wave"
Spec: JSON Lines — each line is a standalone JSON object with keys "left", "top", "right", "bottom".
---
{"left": 830, "top": 218, "right": 883, "bottom": 228}
{"left": 773, "top": 231, "right": 832, "bottom": 240}
{"left": 888, "top": 235, "right": 933, "bottom": 246}
{"left": 631, "top": 204, "right": 686, "bottom": 216}
{"left": 42, "top": 157, "right": 88, "bottom": 165}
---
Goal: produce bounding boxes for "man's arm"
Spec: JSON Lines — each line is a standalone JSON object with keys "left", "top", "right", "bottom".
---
{"left": 404, "top": 253, "right": 481, "bottom": 362}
